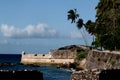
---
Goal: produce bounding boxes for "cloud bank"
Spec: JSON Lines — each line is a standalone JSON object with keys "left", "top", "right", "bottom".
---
{"left": 0, "top": 23, "right": 82, "bottom": 39}
{"left": 0, "top": 23, "right": 58, "bottom": 38}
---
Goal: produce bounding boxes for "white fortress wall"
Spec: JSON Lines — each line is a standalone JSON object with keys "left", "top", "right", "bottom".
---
{"left": 21, "top": 51, "right": 75, "bottom": 64}
{"left": 21, "top": 53, "right": 51, "bottom": 64}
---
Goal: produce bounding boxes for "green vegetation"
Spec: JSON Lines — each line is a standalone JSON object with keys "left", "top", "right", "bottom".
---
{"left": 67, "top": 0, "right": 120, "bottom": 50}
{"left": 76, "top": 50, "right": 88, "bottom": 60}
{"left": 109, "top": 58, "right": 116, "bottom": 65}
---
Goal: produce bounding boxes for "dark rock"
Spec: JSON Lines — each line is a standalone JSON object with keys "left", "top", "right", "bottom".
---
{"left": 0, "top": 62, "right": 16, "bottom": 67}
{"left": 99, "top": 69, "right": 120, "bottom": 80}
{"left": 71, "top": 69, "right": 120, "bottom": 80}
{"left": 0, "top": 70, "right": 43, "bottom": 80}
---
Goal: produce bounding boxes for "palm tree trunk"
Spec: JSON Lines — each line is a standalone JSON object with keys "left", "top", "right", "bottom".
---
{"left": 80, "top": 29, "right": 88, "bottom": 46}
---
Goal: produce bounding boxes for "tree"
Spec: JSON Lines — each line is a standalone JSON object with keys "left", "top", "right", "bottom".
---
{"left": 67, "top": 9, "right": 79, "bottom": 23}
{"left": 67, "top": 9, "right": 89, "bottom": 46}
{"left": 67, "top": 0, "right": 120, "bottom": 50}
{"left": 94, "top": 0, "right": 120, "bottom": 50}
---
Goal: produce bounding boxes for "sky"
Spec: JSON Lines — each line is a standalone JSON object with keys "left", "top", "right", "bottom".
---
{"left": 0, "top": 0, "right": 99, "bottom": 54}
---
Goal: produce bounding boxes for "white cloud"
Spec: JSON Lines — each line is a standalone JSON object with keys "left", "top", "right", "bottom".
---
{"left": 0, "top": 23, "right": 58, "bottom": 38}
{"left": 0, "top": 23, "right": 84, "bottom": 39}
{"left": 70, "top": 31, "right": 82, "bottom": 39}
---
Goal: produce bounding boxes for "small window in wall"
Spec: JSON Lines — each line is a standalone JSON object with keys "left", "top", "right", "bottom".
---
{"left": 42, "top": 54, "right": 45, "bottom": 56}
{"left": 51, "top": 60, "right": 54, "bottom": 62}
{"left": 34, "top": 54, "right": 37, "bottom": 56}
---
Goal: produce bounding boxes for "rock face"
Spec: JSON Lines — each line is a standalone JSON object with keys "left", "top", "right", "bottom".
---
{"left": 99, "top": 69, "right": 120, "bottom": 80}
{"left": 0, "top": 70, "right": 43, "bottom": 80}
{"left": 71, "top": 69, "right": 120, "bottom": 80}
{"left": 0, "top": 62, "right": 15, "bottom": 67}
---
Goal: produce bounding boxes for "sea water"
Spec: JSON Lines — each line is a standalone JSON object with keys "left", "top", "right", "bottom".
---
{"left": 0, "top": 54, "right": 72, "bottom": 80}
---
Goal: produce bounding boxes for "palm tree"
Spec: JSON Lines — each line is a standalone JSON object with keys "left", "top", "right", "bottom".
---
{"left": 67, "top": 9, "right": 88, "bottom": 46}
{"left": 67, "top": 9, "right": 79, "bottom": 23}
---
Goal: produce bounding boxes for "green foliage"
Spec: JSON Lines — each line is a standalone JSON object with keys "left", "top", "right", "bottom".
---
{"left": 67, "top": 9, "right": 79, "bottom": 23}
{"left": 94, "top": 0, "right": 120, "bottom": 50}
{"left": 76, "top": 51, "right": 88, "bottom": 60}
{"left": 109, "top": 58, "right": 116, "bottom": 65}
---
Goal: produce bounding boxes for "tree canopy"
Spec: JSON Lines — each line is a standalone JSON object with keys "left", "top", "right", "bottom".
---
{"left": 67, "top": 0, "right": 120, "bottom": 50}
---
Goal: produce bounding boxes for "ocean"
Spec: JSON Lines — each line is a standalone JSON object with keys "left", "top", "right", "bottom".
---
{"left": 0, "top": 54, "right": 72, "bottom": 80}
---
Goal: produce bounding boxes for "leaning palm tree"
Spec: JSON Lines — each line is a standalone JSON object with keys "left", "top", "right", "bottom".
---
{"left": 67, "top": 9, "right": 88, "bottom": 46}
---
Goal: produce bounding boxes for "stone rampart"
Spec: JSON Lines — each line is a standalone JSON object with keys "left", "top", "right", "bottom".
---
{"left": 50, "top": 50, "right": 76, "bottom": 59}
{"left": 85, "top": 50, "right": 120, "bottom": 69}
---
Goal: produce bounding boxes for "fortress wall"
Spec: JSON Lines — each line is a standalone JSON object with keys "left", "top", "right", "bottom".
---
{"left": 50, "top": 50, "right": 76, "bottom": 59}
{"left": 50, "top": 59, "right": 75, "bottom": 63}
{"left": 85, "top": 50, "right": 120, "bottom": 69}
{"left": 21, "top": 58, "right": 51, "bottom": 64}
{"left": 21, "top": 53, "right": 75, "bottom": 64}
{"left": 21, "top": 53, "right": 51, "bottom": 64}
{"left": 21, "top": 53, "right": 51, "bottom": 59}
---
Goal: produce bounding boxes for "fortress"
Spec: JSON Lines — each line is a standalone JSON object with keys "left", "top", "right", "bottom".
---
{"left": 20, "top": 45, "right": 90, "bottom": 65}
{"left": 20, "top": 49, "right": 77, "bottom": 65}
{"left": 20, "top": 44, "right": 120, "bottom": 80}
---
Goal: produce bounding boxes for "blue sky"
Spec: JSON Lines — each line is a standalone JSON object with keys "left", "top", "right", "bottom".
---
{"left": 0, "top": 0, "right": 99, "bottom": 54}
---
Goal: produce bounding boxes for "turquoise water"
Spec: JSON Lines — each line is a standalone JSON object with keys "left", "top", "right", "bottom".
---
{"left": 0, "top": 54, "right": 72, "bottom": 80}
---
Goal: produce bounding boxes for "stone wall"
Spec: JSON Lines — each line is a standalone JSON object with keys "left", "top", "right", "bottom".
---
{"left": 21, "top": 53, "right": 52, "bottom": 59}
{"left": 71, "top": 50, "right": 120, "bottom": 80}
{"left": 21, "top": 52, "right": 75, "bottom": 65}
{"left": 85, "top": 50, "right": 120, "bottom": 69}
{"left": 50, "top": 50, "right": 76, "bottom": 59}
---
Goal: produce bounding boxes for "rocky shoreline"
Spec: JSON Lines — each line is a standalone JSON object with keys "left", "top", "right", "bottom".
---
{"left": 71, "top": 69, "right": 100, "bottom": 80}
{"left": 70, "top": 69, "right": 120, "bottom": 80}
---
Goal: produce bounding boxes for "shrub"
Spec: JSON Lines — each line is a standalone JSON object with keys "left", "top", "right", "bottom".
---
{"left": 76, "top": 50, "right": 88, "bottom": 60}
